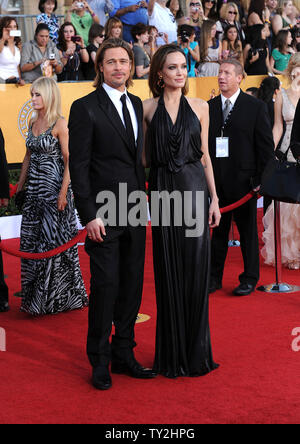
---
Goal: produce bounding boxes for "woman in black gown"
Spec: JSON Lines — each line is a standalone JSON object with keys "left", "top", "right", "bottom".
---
{"left": 143, "top": 44, "right": 221, "bottom": 378}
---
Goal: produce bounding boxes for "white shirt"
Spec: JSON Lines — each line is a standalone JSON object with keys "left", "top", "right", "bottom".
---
{"left": 102, "top": 82, "right": 138, "bottom": 142}
{"left": 149, "top": 3, "right": 178, "bottom": 47}
{"left": 0, "top": 45, "right": 20, "bottom": 80}
{"left": 221, "top": 88, "right": 241, "bottom": 113}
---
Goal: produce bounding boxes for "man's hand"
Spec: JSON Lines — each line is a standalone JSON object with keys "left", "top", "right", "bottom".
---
{"left": 86, "top": 218, "right": 106, "bottom": 243}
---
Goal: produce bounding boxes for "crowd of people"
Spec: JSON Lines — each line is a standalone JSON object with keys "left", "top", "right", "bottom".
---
{"left": 0, "top": 0, "right": 300, "bottom": 82}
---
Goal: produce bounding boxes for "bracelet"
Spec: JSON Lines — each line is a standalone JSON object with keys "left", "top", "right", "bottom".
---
{"left": 91, "top": 12, "right": 95, "bottom": 17}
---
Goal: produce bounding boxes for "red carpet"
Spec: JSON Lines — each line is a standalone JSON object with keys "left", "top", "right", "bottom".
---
{"left": 0, "top": 210, "right": 300, "bottom": 424}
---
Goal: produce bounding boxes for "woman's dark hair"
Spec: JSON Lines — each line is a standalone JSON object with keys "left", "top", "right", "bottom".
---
{"left": 223, "top": 25, "right": 241, "bottom": 52}
{"left": 177, "top": 24, "right": 195, "bottom": 38}
{"left": 257, "top": 76, "right": 281, "bottom": 103}
{"left": 0, "top": 16, "right": 21, "bottom": 46}
{"left": 88, "top": 23, "right": 105, "bottom": 44}
{"left": 149, "top": 44, "right": 189, "bottom": 98}
{"left": 201, "top": 0, "right": 218, "bottom": 19}
{"left": 35, "top": 23, "right": 50, "bottom": 37}
{"left": 248, "top": 0, "right": 265, "bottom": 22}
{"left": 131, "top": 22, "right": 149, "bottom": 43}
{"left": 247, "top": 24, "right": 267, "bottom": 49}
{"left": 39, "top": 0, "right": 58, "bottom": 13}
{"left": 166, "top": 0, "right": 184, "bottom": 19}
{"left": 275, "top": 29, "right": 290, "bottom": 53}
{"left": 93, "top": 38, "right": 134, "bottom": 89}
{"left": 57, "top": 22, "right": 76, "bottom": 52}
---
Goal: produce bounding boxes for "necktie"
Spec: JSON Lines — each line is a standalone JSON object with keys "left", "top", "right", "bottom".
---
{"left": 120, "top": 94, "right": 136, "bottom": 149}
{"left": 223, "top": 99, "right": 231, "bottom": 123}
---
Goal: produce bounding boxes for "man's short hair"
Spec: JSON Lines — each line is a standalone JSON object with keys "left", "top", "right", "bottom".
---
{"left": 220, "top": 59, "right": 246, "bottom": 79}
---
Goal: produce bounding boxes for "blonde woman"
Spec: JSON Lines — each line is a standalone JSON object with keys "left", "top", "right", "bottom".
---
{"left": 218, "top": 2, "right": 245, "bottom": 43}
{"left": 262, "top": 53, "right": 300, "bottom": 270}
{"left": 272, "top": 0, "right": 296, "bottom": 35}
{"left": 16, "top": 77, "right": 88, "bottom": 315}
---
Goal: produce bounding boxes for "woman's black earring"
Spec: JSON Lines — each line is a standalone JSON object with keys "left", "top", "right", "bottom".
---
{"left": 157, "top": 76, "right": 165, "bottom": 89}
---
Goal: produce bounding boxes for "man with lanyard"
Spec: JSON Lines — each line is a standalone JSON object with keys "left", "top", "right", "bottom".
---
{"left": 110, "top": 0, "right": 149, "bottom": 43}
{"left": 208, "top": 59, "right": 274, "bottom": 296}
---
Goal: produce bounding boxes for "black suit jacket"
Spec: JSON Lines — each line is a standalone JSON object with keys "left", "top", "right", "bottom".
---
{"left": 68, "top": 86, "right": 145, "bottom": 226}
{"left": 208, "top": 91, "right": 274, "bottom": 202}
{"left": 291, "top": 99, "right": 300, "bottom": 158}
{"left": 0, "top": 129, "right": 9, "bottom": 199}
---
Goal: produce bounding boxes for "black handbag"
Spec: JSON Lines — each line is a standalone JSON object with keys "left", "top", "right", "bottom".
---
{"left": 15, "top": 190, "right": 26, "bottom": 212}
{"left": 260, "top": 148, "right": 300, "bottom": 204}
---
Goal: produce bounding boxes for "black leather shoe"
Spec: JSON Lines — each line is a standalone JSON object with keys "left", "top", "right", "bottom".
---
{"left": 92, "top": 366, "right": 112, "bottom": 390}
{"left": 209, "top": 279, "right": 222, "bottom": 294}
{"left": 233, "top": 283, "right": 255, "bottom": 296}
{"left": 0, "top": 303, "right": 9, "bottom": 313}
{"left": 111, "top": 359, "right": 157, "bottom": 379}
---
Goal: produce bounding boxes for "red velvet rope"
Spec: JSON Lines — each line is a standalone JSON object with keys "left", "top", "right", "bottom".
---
{"left": 0, "top": 191, "right": 259, "bottom": 260}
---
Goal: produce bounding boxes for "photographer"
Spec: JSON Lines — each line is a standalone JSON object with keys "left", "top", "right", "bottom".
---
{"left": 57, "top": 22, "right": 89, "bottom": 81}
{"left": 20, "top": 24, "right": 62, "bottom": 83}
{"left": 177, "top": 24, "right": 200, "bottom": 77}
{"left": 243, "top": 23, "right": 272, "bottom": 76}
{"left": 66, "top": 1, "right": 100, "bottom": 46}
{"left": 0, "top": 16, "right": 25, "bottom": 85}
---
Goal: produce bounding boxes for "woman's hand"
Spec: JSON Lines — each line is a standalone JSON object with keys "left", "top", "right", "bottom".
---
{"left": 86, "top": 218, "right": 106, "bottom": 243}
{"left": 209, "top": 198, "right": 221, "bottom": 229}
{"left": 57, "top": 192, "right": 68, "bottom": 211}
{"left": 1, "top": 28, "right": 10, "bottom": 42}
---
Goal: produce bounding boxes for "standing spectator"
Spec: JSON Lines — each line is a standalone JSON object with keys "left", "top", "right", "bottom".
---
{"left": 20, "top": 24, "right": 62, "bottom": 83}
{"left": 0, "top": 128, "right": 9, "bottom": 313}
{"left": 271, "top": 29, "right": 294, "bottom": 74}
{"left": 222, "top": 25, "right": 244, "bottom": 66}
{"left": 110, "top": 0, "right": 149, "bottom": 43}
{"left": 266, "top": 0, "right": 278, "bottom": 18}
{"left": 177, "top": 24, "right": 200, "bottom": 76}
{"left": 197, "top": 19, "right": 222, "bottom": 77}
{"left": 208, "top": 59, "right": 274, "bottom": 296}
{"left": 131, "top": 23, "right": 151, "bottom": 78}
{"left": 182, "top": 0, "right": 204, "bottom": 46}
{"left": 66, "top": 1, "right": 100, "bottom": 47}
{"left": 83, "top": 23, "right": 105, "bottom": 80}
{"left": 16, "top": 77, "right": 88, "bottom": 315}
{"left": 247, "top": 0, "right": 270, "bottom": 26}
{"left": 87, "top": 0, "right": 114, "bottom": 25}
{"left": 0, "top": 16, "right": 24, "bottom": 85}
{"left": 291, "top": 25, "right": 300, "bottom": 51}
{"left": 272, "top": 0, "right": 295, "bottom": 35}
{"left": 105, "top": 17, "right": 124, "bottom": 39}
{"left": 166, "top": 0, "right": 184, "bottom": 21}
{"left": 148, "top": 0, "right": 178, "bottom": 46}
{"left": 36, "top": 0, "right": 59, "bottom": 44}
{"left": 144, "top": 25, "right": 164, "bottom": 57}
{"left": 202, "top": 0, "right": 218, "bottom": 19}
{"left": 262, "top": 54, "right": 300, "bottom": 270}
{"left": 57, "top": 22, "right": 89, "bottom": 81}
{"left": 243, "top": 24, "right": 272, "bottom": 75}
{"left": 218, "top": 2, "right": 245, "bottom": 43}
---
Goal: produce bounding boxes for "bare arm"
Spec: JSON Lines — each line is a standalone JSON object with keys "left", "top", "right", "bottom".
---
{"left": 53, "top": 118, "right": 70, "bottom": 211}
{"left": 273, "top": 90, "right": 283, "bottom": 148}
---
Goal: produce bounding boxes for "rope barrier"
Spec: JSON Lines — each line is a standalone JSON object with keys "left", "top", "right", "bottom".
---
{"left": 0, "top": 191, "right": 260, "bottom": 260}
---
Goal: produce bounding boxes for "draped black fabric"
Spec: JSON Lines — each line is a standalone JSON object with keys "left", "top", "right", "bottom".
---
{"left": 148, "top": 95, "right": 219, "bottom": 378}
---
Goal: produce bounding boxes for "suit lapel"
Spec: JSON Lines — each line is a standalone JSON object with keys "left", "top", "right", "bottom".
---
{"left": 96, "top": 87, "right": 135, "bottom": 157}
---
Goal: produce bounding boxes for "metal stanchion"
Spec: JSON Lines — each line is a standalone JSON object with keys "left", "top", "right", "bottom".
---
{"left": 258, "top": 200, "right": 300, "bottom": 294}
{"left": 228, "top": 220, "right": 240, "bottom": 247}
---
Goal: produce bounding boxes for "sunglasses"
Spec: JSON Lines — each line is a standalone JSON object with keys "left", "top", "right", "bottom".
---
{"left": 228, "top": 11, "right": 238, "bottom": 15}
{"left": 99, "top": 34, "right": 105, "bottom": 38}
{"left": 190, "top": 2, "right": 201, "bottom": 6}
{"left": 79, "top": 19, "right": 86, "bottom": 29}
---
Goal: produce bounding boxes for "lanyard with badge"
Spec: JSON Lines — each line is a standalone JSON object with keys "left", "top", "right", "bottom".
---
{"left": 216, "top": 103, "right": 234, "bottom": 159}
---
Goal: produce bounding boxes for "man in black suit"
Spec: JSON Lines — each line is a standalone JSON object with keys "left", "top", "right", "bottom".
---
{"left": 0, "top": 128, "right": 10, "bottom": 313}
{"left": 68, "top": 39, "right": 155, "bottom": 390}
{"left": 208, "top": 60, "right": 274, "bottom": 296}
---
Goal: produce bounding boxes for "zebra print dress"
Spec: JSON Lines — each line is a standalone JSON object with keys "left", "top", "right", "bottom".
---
{"left": 20, "top": 123, "right": 88, "bottom": 315}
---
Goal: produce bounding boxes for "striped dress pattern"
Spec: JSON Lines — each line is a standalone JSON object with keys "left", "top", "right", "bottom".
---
{"left": 20, "top": 124, "right": 88, "bottom": 315}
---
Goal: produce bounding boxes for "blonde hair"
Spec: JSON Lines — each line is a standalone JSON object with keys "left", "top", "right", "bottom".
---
{"left": 285, "top": 52, "right": 300, "bottom": 82}
{"left": 277, "top": 0, "right": 293, "bottom": 15}
{"left": 30, "top": 77, "right": 62, "bottom": 127}
{"left": 220, "top": 2, "right": 240, "bottom": 21}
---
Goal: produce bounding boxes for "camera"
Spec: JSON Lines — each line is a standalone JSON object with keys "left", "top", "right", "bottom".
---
{"left": 248, "top": 48, "right": 257, "bottom": 60}
{"left": 10, "top": 30, "right": 21, "bottom": 37}
{"left": 76, "top": 2, "right": 84, "bottom": 8}
{"left": 49, "top": 53, "right": 55, "bottom": 60}
{"left": 158, "top": 32, "right": 164, "bottom": 37}
{"left": 71, "top": 36, "right": 81, "bottom": 43}
{"left": 180, "top": 30, "right": 189, "bottom": 43}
